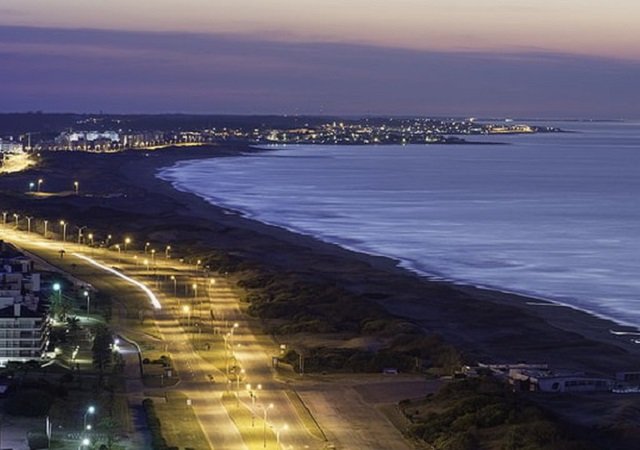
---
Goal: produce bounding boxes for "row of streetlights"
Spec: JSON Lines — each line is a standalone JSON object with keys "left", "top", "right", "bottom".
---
{"left": 78, "top": 405, "right": 95, "bottom": 449}
{"left": 1, "top": 214, "right": 207, "bottom": 283}
{"left": 244, "top": 383, "right": 288, "bottom": 447}
{"left": 1, "top": 213, "right": 180, "bottom": 261}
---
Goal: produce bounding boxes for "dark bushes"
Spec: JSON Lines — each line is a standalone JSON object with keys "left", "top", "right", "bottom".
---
{"left": 403, "top": 378, "right": 597, "bottom": 450}
{"left": 5, "top": 389, "right": 54, "bottom": 417}
{"left": 142, "top": 398, "right": 168, "bottom": 450}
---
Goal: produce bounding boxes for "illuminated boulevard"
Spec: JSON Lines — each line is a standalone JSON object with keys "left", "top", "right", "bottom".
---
{"left": 0, "top": 221, "right": 418, "bottom": 450}
{"left": 0, "top": 223, "right": 322, "bottom": 450}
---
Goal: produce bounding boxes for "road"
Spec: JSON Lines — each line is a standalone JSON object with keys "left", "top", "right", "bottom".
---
{"left": 0, "top": 224, "right": 324, "bottom": 450}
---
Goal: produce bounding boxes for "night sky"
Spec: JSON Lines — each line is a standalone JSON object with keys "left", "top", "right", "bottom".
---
{"left": 1, "top": 1, "right": 639, "bottom": 117}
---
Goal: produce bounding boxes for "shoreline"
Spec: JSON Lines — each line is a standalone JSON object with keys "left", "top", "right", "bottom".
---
{"left": 1, "top": 144, "right": 639, "bottom": 376}
{"left": 158, "top": 144, "right": 640, "bottom": 333}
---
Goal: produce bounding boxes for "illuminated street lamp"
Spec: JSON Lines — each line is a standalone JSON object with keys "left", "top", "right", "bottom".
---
{"left": 52, "top": 282, "right": 62, "bottom": 303}
{"left": 144, "top": 258, "right": 149, "bottom": 271}
{"left": 246, "top": 383, "right": 262, "bottom": 427}
{"left": 106, "top": 234, "right": 112, "bottom": 247}
{"left": 1, "top": 211, "right": 7, "bottom": 224}
{"left": 144, "top": 242, "right": 150, "bottom": 254}
{"left": 87, "top": 233, "right": 94, "bottom": 245}
{"left": 151, "top": 249, "right": 156, "bottom": 265}
{"left": 170, "top": 275, "right": 177, "bottom": 296}
{"left": 83, "top": 405, "right": 95, "bottom": 429}
{"left": 73, "top": 181, "right": 79, "bottom": 195}
{"left": 165, "top": 245, "right": 171, "bottom": 258}
{"left": 37, "top": 178, "right": 43, "bottom": 192}
{"left": 76, "top": 226, "right": 87, "bottom": 244}
{"left": 59, "top": 220, "right": 67, "bottom": 242}
{"left": 257, "top": 403, "right": 274, "bottom": 448}
{"left": 25, "top": 216, "right": 33, "bottom": 233}
{"left": 78, "top": 438, "right": 90, "bottom": 450}
{"left": 124, "top": 237, "right": 131, "bottom": 252}
{"left": 229, "top": 322, "right": 240, "bottom": 348}
{"left": 84, "top": 290, "right": 91, "bottom": 314}
{"left": 13, "top": 213, "right": 19, "bottom": 229}
{"left": 29, "top": 182, "right": 35, "bottom": 192}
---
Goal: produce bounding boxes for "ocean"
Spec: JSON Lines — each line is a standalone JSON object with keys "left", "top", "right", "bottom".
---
{"left": 158, "top": 121, "right": 640, "bottom": 327}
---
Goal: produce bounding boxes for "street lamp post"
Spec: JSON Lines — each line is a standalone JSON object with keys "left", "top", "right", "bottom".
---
{"left": 229, "top": 322, "right": 239, "bottom": 348}
{"left": 78, "top": 438, "right": 90, "bottom": 450}
{"left": 236, "top": 368, "right": 245, "bottom": 395}
{"left": 73, "top": 181, "right": 79, "bottom": 195}
{"left": 246, "top": 383, "right": 262, "bottom": 427}
{"left": 84, "top": 290, "right": 91, "bottom": 315}
{"left": 52, "top": 282, "right": 62, "bottom": 303}
{"left": 124, "top": 237, "right": 131, "bottom": 252}
{"left": 1, "top": 211, "right": 7, "bottom": 224}
{"left": 13, "top": 213, "right": 19, "bottom": 229}
{"left": 88, "top": 233, "right": 94, "bottom": 246}
{"left": 151, "top": 249, "right": 156, "bottom": 266}
{"left": 43, "top": 220, "right": 48, "bottom": 238}
{"left": 144, "top": 242, "right": 150, "bottom": 254}
{"left": 258, "top": 403, "right": 274, "bottom": 448}
{"left": 106, "top": 234, "right": 112, "bottom": 247}
{"left": 83, "top": 406, "right": 95, "bottom": 429}
{"left": 76, "top": 226, "right": 87, "bottom": 244}
{"left": 25, "top": 216, "right": 33, "bottom": 233}
{"left": 60, "top": 220, "right": 67, "bottom": 242}
{"left": 170, "top": 276, "right": 177, "bottom": 297}
{"left": 37, "top": 178, "right": 43, "bottom": 192}
{"left": 165, "top": 245, "right": 171, "bottom": 258}
{"left": 224, "top": 334, "right": 231, "bottom": 374}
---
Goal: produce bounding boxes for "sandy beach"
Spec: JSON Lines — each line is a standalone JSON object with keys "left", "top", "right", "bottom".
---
{"left": 1, "top": 144, "right": 639, "bottom": 377}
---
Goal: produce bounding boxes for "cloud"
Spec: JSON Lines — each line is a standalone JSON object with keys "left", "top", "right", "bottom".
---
{"left": 0, "top": 25, "right": 639, "bottom": 118}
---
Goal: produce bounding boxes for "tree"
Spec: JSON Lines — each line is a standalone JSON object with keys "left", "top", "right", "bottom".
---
{"left": 98, "top": 416, "right": 122, "bottom": 450}
{"left": 92, "top": 324, "right": 113, "bottom": 383}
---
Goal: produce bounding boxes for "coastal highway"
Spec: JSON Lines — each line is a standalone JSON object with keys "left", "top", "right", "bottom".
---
{"left": 0, "top": 224, "right": 324, "bottom": 450}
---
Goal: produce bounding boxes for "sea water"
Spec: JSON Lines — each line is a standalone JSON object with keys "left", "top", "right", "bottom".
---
{"left": 158, "top": 122, "right": 640, "bottom": 327}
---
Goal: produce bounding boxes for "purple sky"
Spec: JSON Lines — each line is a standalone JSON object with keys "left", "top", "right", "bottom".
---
{"left": 1, "top": 25, "right": 639, "bottom": 117}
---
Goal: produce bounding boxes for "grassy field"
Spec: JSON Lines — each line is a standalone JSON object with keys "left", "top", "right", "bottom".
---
{"left": 154, "top": 391, "right": 211, "bottom": 450}
{"left": 283, "top": 390, "right": 326, "bottom": 442}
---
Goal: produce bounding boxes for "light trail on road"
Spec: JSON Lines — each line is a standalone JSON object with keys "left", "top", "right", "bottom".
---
{"left": 71, "top": 251, "right": 163, "bottom": 309}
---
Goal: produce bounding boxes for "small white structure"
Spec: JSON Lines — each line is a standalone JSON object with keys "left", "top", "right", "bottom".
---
{"left": 508, "top": 368, "right": 613, "bottom": 393}
{"left": 0, "top": 140, "right": 24, "bottom": 155}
